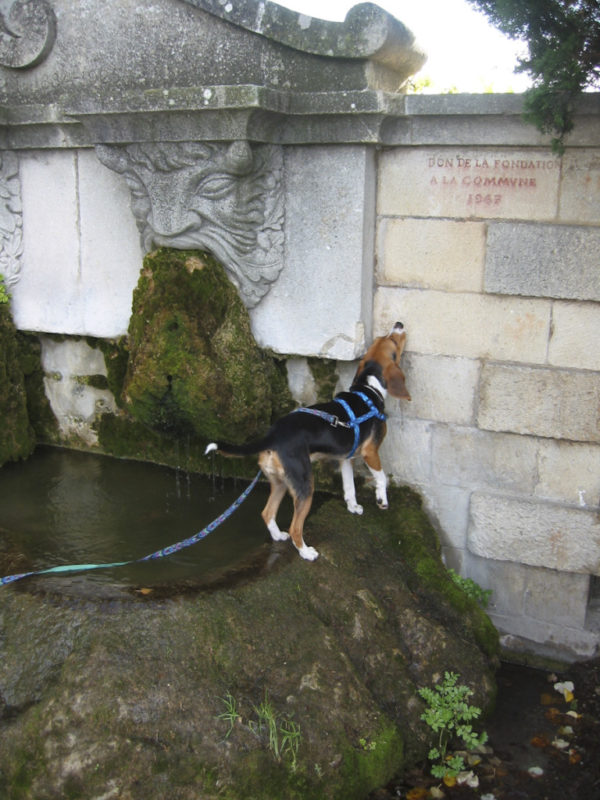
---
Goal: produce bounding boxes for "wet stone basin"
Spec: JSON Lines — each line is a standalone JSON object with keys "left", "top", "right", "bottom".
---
{"left": 0, "top": 447, "right": 283, "bottom": 600}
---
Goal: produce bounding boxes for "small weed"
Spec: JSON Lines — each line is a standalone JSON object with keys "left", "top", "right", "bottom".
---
{"left": 359, "top": 737, "right": 377, "bottom": 751}
{"left": 218, "top": 690, "right": 301, "bottom": 770}
{"left": 419, "top": 671, "right": 488, "bottom": 781}
{"left": 448, "top": 569, "right": 492, "bottom": 609}
{"left": 217, "top": 692, "right": 240, "bottom": 739}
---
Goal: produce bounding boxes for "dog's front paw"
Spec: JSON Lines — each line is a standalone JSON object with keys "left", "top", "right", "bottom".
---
{"left": 377, "top": 500, "right": 389, "bottom": 510}
{"left": 346, "top": 501, "right": 364, "bottom": 515}
{"left": 267, "top": 520, "right": 290, "bottom": 541}
{"left": 298, "top": 545, "right": 319, "bottom": 561}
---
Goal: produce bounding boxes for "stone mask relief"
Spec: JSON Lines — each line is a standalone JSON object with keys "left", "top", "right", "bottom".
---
{"left": 96, "top": 141, "right": 284, "bottom": 308}
{"left": 0, "top": 151, "right": 23, "bottom": 289}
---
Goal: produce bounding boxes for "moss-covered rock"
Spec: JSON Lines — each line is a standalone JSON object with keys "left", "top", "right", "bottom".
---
{"left": 0, "top": 483, "right": 498, "bottom": 799}
{"left": 123, "top": 248, "right": 293, "bottom": 443}
{"left": 0, "top": 306, "right": 36, "bottom": 466}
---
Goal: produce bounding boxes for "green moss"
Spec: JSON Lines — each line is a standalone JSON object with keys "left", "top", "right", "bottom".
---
{"left": 339, "top": 721, "right": 404, "bottom": 799}
{"left": 0, "top": 306, "right": 36, "bottom": 466}
{"left": 380, "top": 493, "right": 500, "bottom": 659}
{"left": 307, "top": 357, "right": 339, "bottom": 403}
{"left": 123, "top": 248, "right": 293, "bottom": 444}
{"left": 88, "top": 336, "right": 130, "bottom": 408}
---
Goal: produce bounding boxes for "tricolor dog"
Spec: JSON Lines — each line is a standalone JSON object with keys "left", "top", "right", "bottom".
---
{"left": 205, "top": 322, "right": 410, "bottom": 560}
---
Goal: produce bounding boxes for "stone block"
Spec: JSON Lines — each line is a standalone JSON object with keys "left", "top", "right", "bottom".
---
{"left": 432, "top": 427, "right": 539, "bottom": 494}
{"left": 422, "top": 484, "right": 470, "bottom": 550}
{"left": 377, "top": 218, "right": 485, "bottom": 292}
{"left": 485, "top": 222, "right": 600, "bottom": 302}
{"left": 41, "top": 337, "right": 116, "bottom": 446}
{"left": 286, "top": 358, "right": 317, "bottom": 406}
{"left": 495, "top": 615, "right": 600, "bottom": 662}
{"left": 77, "top": 151, "right": 144, "bottom": 336}
{"left": 378, "top": 148, "right": 560, "bottom": 220}
{"left": 535, "top": 439, "right": 600, "bottom": 508}
{"left": 523, "top": 569, "right": 590, "bottom": 629}
{"left": 461, "top": 553, "right": 527, "bottom": 617}
{"left": 12, "top": 150, "right": 143, "bottom": 337}
{"left": 13, "top": 151, "right": 81, "bottom": 332}
{"left": 380, "top": 417, "right": 433, "bottom": 488}
{"left": 250, "top": 146, "right": 374, "bottom": 359}
{"left": 559, "top": 149, "right": 600, "bottom": 224}
{"left": 468, "top": 492, "right": 600, "bottom": 574}
{"left": 401, "top": 353, "right": 478, "bottom": 425}
{"left": 374, "top": 287, "right": 551, "bottom": 363}
{"left": 478, "top": 363, "right": 600, "bottom": 443}
{"left": 548, "top": 301, "right": 600, "bottom": 371}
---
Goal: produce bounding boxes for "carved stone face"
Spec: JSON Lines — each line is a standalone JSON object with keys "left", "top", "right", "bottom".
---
{"left": 96, "top": 141, "right": 284, "bottom": 308}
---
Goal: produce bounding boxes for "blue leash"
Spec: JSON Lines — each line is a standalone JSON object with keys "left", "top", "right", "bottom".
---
{"left": 0, "top": 470, "right": 262, "bottom": 587}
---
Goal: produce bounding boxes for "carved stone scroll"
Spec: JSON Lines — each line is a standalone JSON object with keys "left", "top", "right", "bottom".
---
{"left": 0, "top": 0, "right": 56, "bottom": 69}
{"left": 0, "top": 151, "right": 23, "bottom": 289}
{"left": 96, "top": 141, "right": 284, "bottom": 308}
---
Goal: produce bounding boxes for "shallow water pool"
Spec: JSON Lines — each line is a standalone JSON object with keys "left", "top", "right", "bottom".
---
{"left": 0, "top": 447, "right": 287, "bottom": 598}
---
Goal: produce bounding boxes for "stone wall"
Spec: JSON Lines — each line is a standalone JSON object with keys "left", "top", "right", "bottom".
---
{"left": 2, "top": 0, "right": 599, "bottom": 660}
{"left": 375, "top": 97, "right": 600, "bottom": 660}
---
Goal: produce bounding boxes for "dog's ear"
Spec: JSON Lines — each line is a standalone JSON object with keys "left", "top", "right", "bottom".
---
{"left": 384, "top": 363, "right": 411, "bottom": 400}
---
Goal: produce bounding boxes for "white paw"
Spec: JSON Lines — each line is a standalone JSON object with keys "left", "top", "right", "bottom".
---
{"left": 298, "top": 545, "right": 319, "bottom": 561}
{"left": 346, "top": 500, "right": 364, "bottom": 515}
{"left": 267, "top": 520, "right": 290, "bottom": 541}
{"left": 377, "top": 499, "right": 389, "bottom": 510}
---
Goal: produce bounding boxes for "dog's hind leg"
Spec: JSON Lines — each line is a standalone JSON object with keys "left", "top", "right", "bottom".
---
{"left": 284, "top": 454, "right": 318, "bottom": 560}
{"left": 340, "top": 458, "right": 363, "bottom": 515}
{"left": 259, "top": 452, "right": 290, "bottom": 541}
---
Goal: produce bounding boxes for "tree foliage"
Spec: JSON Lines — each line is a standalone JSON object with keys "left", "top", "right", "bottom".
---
{"left": 468, "top": 0, "right": 600, "bottom": 152}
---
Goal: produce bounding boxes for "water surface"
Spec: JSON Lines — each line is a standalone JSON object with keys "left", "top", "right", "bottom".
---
{"left": 0, "top": 447, "right": 284, "bottom": 598}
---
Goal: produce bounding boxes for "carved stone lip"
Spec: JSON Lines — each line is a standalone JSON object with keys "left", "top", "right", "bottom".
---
{"left": 183, "top": 0, "right": 426, "bottom": 76}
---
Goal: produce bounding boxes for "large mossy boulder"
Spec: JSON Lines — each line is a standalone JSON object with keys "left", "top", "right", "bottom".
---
{"left": 123, "top": 248, "right": 292, "bottom": 443}
{"left": 0, "top": 483, "right": 498, "bottom": 799}
{"left": 0, "top": 304, "right": 35, "bottom": 467}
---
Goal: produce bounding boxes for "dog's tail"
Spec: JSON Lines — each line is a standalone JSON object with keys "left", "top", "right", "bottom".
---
{"left": 204, "top": 437, "right": 270, "bottom": 458}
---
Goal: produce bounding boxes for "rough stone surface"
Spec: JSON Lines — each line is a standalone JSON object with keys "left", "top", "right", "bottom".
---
{"left": 40, "top": 337, "right": 116, "bottom": 447}
{"left": 13, "top": 150, "right": 142, "bottom": 337}
{"left": 0, "top": 486, "right": 497, "bottom": 799}
{"left": 432, "top": 427, "right": 539, "bottom": 495}
{"left": 374, "top": 287, "right": 551, "bottom": 363}
{"left": 468, "top": 493, "right": 600, "bottom": 574}
{"left": 378, "top": 148, "right": 561, "bottom": 220}
{"left": 559, "top": 148, "right": 600, "bottom": 224}
{"left": 400, "top": 354, "right": 479, "bottom": 425}
{"left": 485, "top": 222, "right": 600, "bottom": 301}
{"left": 548, "top": 301, "right": 600, "bottom": 371}
{"left": 249, "top": 145, "right": 375, "bottom": 359}
{"left": 535, "top": 439, "right": 600, "bottom": 508}
{"left": 478, "top": 363, "right": 600, "bottom": 443}
{"left": 378, "top": 218, "right": 485, "bottom": 292}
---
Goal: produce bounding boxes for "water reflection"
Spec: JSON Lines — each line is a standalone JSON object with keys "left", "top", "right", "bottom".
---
{"left": 0, "top": 447, "right": 284, "bottom": 597}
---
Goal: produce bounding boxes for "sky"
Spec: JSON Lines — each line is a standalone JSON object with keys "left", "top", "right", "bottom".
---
{"left": 276, "top": 0, "right": 532, "bottom": 93}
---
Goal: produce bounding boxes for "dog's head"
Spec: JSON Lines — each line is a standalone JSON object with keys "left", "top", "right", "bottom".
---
{"left": 355, "top": 321, "right": 411, "bottom": 400}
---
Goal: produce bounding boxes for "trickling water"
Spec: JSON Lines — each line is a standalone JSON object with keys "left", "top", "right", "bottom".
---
{"left": 0, "top": 447, "right": 284, "bottom": 598}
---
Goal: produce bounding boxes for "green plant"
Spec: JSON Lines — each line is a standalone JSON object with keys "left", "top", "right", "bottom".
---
{"left": 419, "top": 671, "right": 488, "bottom": 781}
{"left": 217, "top": 691, "right": 302, "bottom": 771}
{"left": 252, "top": 692, "right": 301, "bottom": 770}
{"left": 0, "top": 274, "right": 10, "bottom": 304}
{"left": 447, "top": 569, "right": 492, "bottom": 609}
{"left": 216, "top": 692, "right": 240, "bottom": 739}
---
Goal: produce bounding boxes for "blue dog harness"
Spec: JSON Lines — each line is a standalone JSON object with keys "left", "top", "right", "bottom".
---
{"left": 294, "top": 390, "right": 386, "bottom": 459}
